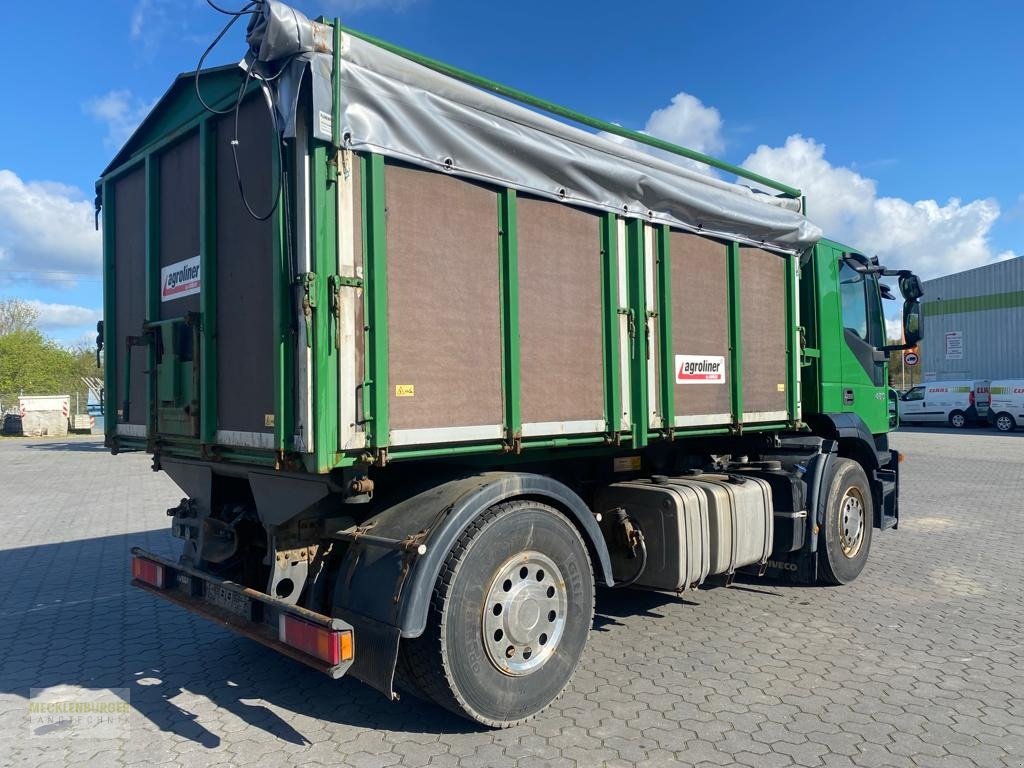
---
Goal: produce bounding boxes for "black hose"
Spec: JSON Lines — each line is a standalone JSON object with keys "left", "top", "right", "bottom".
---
{"left": 194, "top": 1, "right": 260, "bottom": 116}
{"left": 613, "top": 525, "right": 647, "bottom": 588}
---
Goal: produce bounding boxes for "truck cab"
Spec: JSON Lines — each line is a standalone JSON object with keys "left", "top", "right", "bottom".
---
{"left": 802, "top": 240, "right": 922, "bottom": 436}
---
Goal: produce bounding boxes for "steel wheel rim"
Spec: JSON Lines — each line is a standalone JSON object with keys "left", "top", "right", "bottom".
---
{"left": 952, "top": 414, "right": 966, "bottom": 427}
{"left": 997, "top": 415, "right": 1012, "bottom": 431}
{"left": 481, "top": 550, "right": 567, "bottom": 676}
{"left": 839, "top": 487, "right": 866, "bottom": 558}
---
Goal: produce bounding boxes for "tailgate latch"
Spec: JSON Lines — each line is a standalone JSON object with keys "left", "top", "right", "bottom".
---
{"left": 298, "top": 272, "right": 317, "bottom": 347}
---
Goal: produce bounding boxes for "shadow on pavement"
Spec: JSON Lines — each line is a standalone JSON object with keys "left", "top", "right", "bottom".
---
{"left": 21, "top": 438, "right": 108, "bottom": 453}
{"left": 0, "top": 530, "right": 482, "bottom": 748}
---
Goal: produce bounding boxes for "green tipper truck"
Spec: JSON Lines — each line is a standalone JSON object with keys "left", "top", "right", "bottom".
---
{"left": 98, "top": 2, "right": 923, "bottom": 727}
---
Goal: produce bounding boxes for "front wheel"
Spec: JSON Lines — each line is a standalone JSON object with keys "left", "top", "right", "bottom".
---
{"left": 818, "top": 458, "right": 873, "bottom": 586}
{"left": 949, "top": 410, "right": 968, "bottom": 428}
{"left": 398, "top": 500, "right": 595, "bottom": 727}
{"left": 994, "top": 413, "right": 1016, "bottom": 432}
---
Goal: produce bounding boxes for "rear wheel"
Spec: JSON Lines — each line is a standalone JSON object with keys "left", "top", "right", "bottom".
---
{"left": 398, "top": 500, "right": 595, "bottom": 727}
{"left": 818, "top": 459, "right": 873, "bottom": 586}
{"left": 995, "top": 413, "right": 1016, "bottom": 432}
{"left": 949, "top": 410, "right": 967, "bottom": 428}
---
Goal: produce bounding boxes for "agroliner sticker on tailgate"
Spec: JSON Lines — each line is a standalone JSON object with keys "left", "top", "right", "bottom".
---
{"left": 161, "top": 255, "right": 201, "bottom": 302}
{"left": 675, "top": 355, "right": 726, "bottom": 384}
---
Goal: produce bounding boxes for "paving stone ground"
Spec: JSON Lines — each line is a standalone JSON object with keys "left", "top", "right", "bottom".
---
{"left": 0, "top": 428, "right": 1022, "bottom": 768}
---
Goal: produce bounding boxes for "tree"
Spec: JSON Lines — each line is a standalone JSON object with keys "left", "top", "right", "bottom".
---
{"left": 0, "top": 329, "right": 78, "bottom": 406}
{"left": 0, "top": 298, "right": 39, "bottom": 335}
{"left": 0, "top": 298, "right": 104, "bottom": 413}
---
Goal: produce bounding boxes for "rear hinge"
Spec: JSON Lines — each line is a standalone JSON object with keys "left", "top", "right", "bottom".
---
{"left": 503, "top": 429, "right": 523, "bottom": 454}
{"left": 619, "top": 308, "right": 635, "bottom": 342}
{"left": 298, "top": 272, "right": 317, "bottom": 347}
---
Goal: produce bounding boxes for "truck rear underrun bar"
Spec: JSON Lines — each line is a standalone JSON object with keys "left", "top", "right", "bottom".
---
{"left": 129, "top": 547, "right": 354, "bottom": 678}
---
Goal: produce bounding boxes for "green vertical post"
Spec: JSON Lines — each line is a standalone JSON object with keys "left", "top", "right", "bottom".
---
{"left": 498, "top": 189, "right": 521, "bottom": 443}
{"left": 144, "top": 154, "right": 161, "bottom": 437}
{"left": 626, "top": 219, "right": 648, "bottom": 448}
{"left": 327, "top": 17, "right": 342, "bottom": 184}
{"left": 656, "top": 225, "right": 674, "bottom": 434}
{"left": 599, "top": 213, "right": 621, "bottom": 438}
{"left": 312, "top": 137, "right": 340, "bottom": 470}
{"left": 363, "top": 153, "right": 389, "bottom": 449}
{"left": 101, "top": 181, "right": 117, "bottom": 439}
{"left": 784, "top": 253, "right": 799, "bottom": 421}
{"left": 198, "top": 119, "right": 218, "bottom": 446}
{"left": 727, "top": 242, "right": 744, "bottom": 427}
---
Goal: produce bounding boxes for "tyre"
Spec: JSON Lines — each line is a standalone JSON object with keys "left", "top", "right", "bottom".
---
{"left": 398, "top": 500, "right": 595, "bottom": 727}
{"left": 949, "top": 410, "right": 967, "bottom": 428}
{"left": 818, "top": 458, "right": 873, "bottom": 586}
{"left": 994, "top": 413, "right": 1016, "bottom": 432}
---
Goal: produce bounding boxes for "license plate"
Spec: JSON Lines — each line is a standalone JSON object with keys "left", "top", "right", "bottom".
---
{"left": 206, "top": 583, "right": 252, "bottom": 619}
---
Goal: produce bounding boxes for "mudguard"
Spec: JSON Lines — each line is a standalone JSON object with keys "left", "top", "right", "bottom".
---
{"left": 331, "top": 472, "right": 614, "bottom": 641}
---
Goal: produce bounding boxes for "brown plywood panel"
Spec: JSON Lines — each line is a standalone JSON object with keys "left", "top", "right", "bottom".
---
{"left": 214, "top": 99, "right": 276, "bottom": 434}
{"left": 518, "top": 198, "right": 604, "bottom": 426}
{"left": 159, "top": 132, "right": 201, "bottom": 317}
{"left": 385, "top": 164, "right": 503, "bottom": 432}
{"left": 740, "top": 246, "right": 788, "bottom": 415}
{"left": 670, "top": 232, "right": 732, "bottom": 418}
{"left": 113, "top": 167, "right": 148, "bottom": 426}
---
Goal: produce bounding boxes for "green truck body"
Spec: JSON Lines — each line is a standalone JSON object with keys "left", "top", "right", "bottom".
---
{"left": 101, "top": 6, "right": 921, "bottom": 727}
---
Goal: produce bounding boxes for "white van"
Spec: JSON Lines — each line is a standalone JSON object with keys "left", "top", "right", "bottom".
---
{"left": 988, "top": 380, "right": 1024, "bottom": 432}
{"left": 898, "top": 380, "right": 990, "bottom": 428}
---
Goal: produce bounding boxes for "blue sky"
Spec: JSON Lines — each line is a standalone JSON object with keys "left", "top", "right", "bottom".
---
{"left": 1, "top": 0, "right": 1020, "bottom": 343}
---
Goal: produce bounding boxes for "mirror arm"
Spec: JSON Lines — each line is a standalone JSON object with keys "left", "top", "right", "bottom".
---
{"left": 881, "top": 341, "right": 917, "bottom": 352}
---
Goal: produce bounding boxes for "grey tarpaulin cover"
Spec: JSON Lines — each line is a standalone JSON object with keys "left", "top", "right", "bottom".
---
{"left": 246, "top": 0, "right": 821, "bottom": 253}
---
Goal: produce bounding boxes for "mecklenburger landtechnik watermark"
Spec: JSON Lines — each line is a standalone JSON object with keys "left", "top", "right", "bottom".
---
{"left": 28, "top": 686, "right": 130, "bottom": 739}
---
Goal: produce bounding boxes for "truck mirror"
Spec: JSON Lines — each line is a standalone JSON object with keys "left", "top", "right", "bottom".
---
{"left": 903, "top": 300, "right": 922, "bottom": 345}
{"left": 899, "top": 274, "right": 924, "bottom": 301}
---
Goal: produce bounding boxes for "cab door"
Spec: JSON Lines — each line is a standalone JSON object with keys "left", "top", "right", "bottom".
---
{"left": 837, "top": 258, "right": 889, "bottom": 433}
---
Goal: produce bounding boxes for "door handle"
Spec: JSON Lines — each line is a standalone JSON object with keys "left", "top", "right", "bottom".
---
{"left": 843, "top": 388, "right": 854, "bottom": 405}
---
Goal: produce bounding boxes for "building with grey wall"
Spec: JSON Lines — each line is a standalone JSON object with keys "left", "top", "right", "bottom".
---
{"left": 921, "top": 257, "right": 1024, "bottom": 381}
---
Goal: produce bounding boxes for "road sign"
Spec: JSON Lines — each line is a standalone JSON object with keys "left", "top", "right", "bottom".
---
{"left": 904, "top": 352, "right": 919, "bottom": 366}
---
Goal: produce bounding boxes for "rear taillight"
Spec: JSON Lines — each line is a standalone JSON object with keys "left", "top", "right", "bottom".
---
{"left": 969, "top": 391, "right": 975, "bottom": 405}
{"left": 278, "top": 615, "right": 353, "bottom": 665}
{"left": 132, "top": 556, "right": 165, "bottom": 588}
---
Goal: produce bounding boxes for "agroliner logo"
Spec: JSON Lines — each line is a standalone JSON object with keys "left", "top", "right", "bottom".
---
{"left": 161, "top": 256, "right": 201, "bottom": 302}
{"left": 675, "top": 354, "right": 726, "bottom": 385}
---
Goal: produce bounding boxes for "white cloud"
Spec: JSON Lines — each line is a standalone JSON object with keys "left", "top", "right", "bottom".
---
{"left": 25, "top": 301, "right": 102, "bottom": 332}
{"left": 130, "top": 0, "right": 148, "bottom": 39}
{"left": 742, "top": 135, "right": 1011, "bottom": 280}
{"left": 599, "top": 91, "right": 725, "bottom": 174}
{"left": 83, "top": 90, "right": 154, "bottom": 151}
{"left": 885, "top": 316, "right": 903, "bottom": 342}
{"left": 643, "top": 92, "right": 725, "bottom": 157}
{"left": 0, "top": 170, "right": 101, "bottom": 285}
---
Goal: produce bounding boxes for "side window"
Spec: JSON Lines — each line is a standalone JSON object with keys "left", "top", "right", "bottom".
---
{"left": 839, "top": 261, "right": 869, "bottom": 340}
{"left": 903, "top": 387, "right": 925, "bottom": 402}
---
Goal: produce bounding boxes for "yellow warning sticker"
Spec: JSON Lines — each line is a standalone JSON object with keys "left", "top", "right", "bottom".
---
{"left": 777, "top": 383, "right": 786, "bottom": 392}
{"left": 395, "top": 384, "right": 415, "bottom": 397}
{"left": 264, "top": 413, "right": 275, "bottom": 427}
